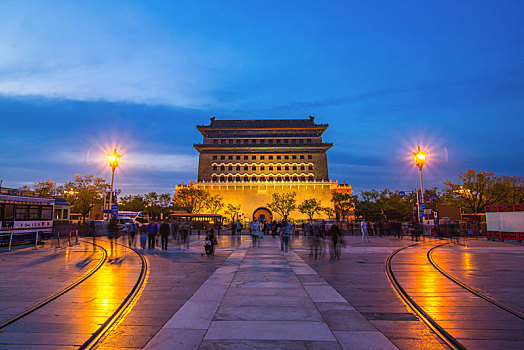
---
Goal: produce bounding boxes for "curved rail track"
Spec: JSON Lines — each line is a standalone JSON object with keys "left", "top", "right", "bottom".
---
{"left": 386, "top": 244, "right": 466, "bottom": 350}
{"left": 0, "top": 240, "right": 109, "bottom": 329}
{"left": 0, "top": 238, "right": 149, "bottom": 350}
{"left": 428, "top": 243, "right": 524, "bottom": 320}
{"left": 80, "top": 241, "right": 149, "bottom": 349}
{"left": 386, "top": 241, "right": 524, "bottom": 350}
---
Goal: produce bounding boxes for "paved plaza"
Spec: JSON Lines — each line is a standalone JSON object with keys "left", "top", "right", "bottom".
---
{"left": 0, "top": 234, "right": 523, "bottom": 349}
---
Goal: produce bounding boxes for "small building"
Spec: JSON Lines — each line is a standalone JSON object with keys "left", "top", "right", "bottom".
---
{"left": 53, "top": 198, "right": 70, "bottom": 223}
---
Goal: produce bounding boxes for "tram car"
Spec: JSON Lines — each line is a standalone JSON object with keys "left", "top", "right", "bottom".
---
{"left": 0, "top": 194, "right": 54, "bottom": 245}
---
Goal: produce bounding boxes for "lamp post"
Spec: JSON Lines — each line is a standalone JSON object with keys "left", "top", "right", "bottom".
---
{"left": 412, "top": 147, "right": 427, "bottom": 222}
{"left": 107, "top": 148, "right": 122, "bottom": 219}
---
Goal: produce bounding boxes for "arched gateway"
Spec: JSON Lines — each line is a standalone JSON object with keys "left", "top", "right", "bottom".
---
{"left": 253, "top": 207, "right": 272, "bottom": 223}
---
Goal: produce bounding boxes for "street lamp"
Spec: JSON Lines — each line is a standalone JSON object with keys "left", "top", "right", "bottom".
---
{"left": 412, "top": 146, "right": 427, "bottom": 222}
{"left": 107, "top": 148, "right": 122, "bottom": 218}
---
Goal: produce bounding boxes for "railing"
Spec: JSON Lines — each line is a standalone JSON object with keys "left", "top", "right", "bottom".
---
{"left": 487, "top": 231, "right": 524, "bottom": 243}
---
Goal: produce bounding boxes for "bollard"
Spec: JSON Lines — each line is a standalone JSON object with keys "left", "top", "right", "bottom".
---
{"left": 33, "top": 231, "right": 39, "bottom": 250}
{"left": 75, "top": 228, "right": 79, "bottom": 245}
{"left": 56, "top": 232, "right": 61, "bottom": 248}
{"left": 8, "top": 231, "right": 14, "bottom": 251}
{"left": 68, "top": 231, "right": 72, "bottom": 246}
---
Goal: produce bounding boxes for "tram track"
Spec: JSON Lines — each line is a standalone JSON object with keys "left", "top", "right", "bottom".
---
{"left": 386, "top": 241, "right": 524, "bottom": 350}
{"left": 80, "top": 241, "right": 149, "bottom": 349}
{"left": 0, "top": 237, "right": 149, "bottom": 350}
{"left": 385, "top": 244, "right": 466, "bottom": 350}
{"left": 0, "top": 240, "right": 108, "bottom": 330}
{"left": 428, "top": 243, "right": 524, "bottom": 321}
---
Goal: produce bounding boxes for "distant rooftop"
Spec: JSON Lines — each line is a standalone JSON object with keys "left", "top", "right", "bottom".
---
{"left": 198, "top": 116, "right": 327, "bottom": 129}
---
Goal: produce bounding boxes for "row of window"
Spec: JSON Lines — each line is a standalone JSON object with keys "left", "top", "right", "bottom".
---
{"left": 211, "top": 175, "right": 317, "bottom": 183}
{"left": 0, "top": 204, "right": 53, "bottom": 221}
{"left": 213, "top": 138, "right": 315, "bottom": 145}
{"left": 213, "top": 165, "right": 313, "bottom": 171}
{"left": 213, "top": 154, "right": 313, "bottom": 161}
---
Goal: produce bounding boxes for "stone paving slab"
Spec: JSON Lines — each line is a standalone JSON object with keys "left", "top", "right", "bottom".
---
{"left": 144, "top": 237, "right": 397, "bottom": 349}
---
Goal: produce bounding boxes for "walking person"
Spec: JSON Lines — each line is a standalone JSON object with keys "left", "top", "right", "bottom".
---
{"left": 139, "top": 223, "right": 147, "bottom": 250}
{"left": 90, "top": 220, "right": 97, "bottom": 247}
{"left": 127, "top": 221, "right": 137, "bottom": 247}
{"left": 237, "top": 220, "right": 242, "bottom": 235}
{"left": 159, "top": 218, "right": 170, "bottom": 251}
{"left": 107, "top": 216, "right": 119, "bottom": 256}
{"left": 250, "top": 220, "right": 260, "bottom": 247}
{"left": 361, "top": 220, "right": 370, "bottom": 244}
{"left": 271, "top": 220, "right": 278, "bottom": 237}
{"left": 146, "top": 220, "right": 158, "bottom": 250}
{"left": 180, "top": 220, "right": 190, "bottom": 248}
{"left": 328, "top": 223, "right": 342, "bottom": 260}
{"left": 280, "top": 221, "right": 291, "bottom": 256}
{"left": 317, "top": 220, "right": 326, "bottom": 256}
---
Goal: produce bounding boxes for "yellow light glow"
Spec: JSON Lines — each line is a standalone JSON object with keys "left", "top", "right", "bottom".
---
{"left": 107, "top": 148, "right": 123, "bottom": 170}
{"left": 412, "top": 146, "right": 427, "bottom": 170}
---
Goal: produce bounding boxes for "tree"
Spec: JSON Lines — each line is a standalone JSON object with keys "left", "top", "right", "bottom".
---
{"left": 331, "top": 191, "right": 353, "bottom": 221}
{"left": 500, "top": 175, "right": 524, "bottom": 205}
{"left": 267, "top": 192, "right": 297, "bottom": 220}
{"left": 443, "top": 170, "right": 506, "bottom": 214}
{"left": 158, "top": 193, "right": 174, "bottom": 217}
{"left": 206, "top": 195, "right": 224, "bottom": 214}
{"left": 298, "top": 198, "right": 323, "bottom": 221}
{"left": 224, "top": 203, "right": 241, "bottom": 223}
{"left": 119, "top": 194, "right": 147, "bottom": 212}
{"left": 62, "top": 174, "right": 109, "bottom": 222}
{"left": 143, "top": 192, "right": 161, "bottom": 219}
{"left": 173, "top": 186, "right": 210, "bottom": 213}
{"left": 34, "top": 178, "right": 59, "bottom": 198}
{"left": 353, "top": 189, "right": 412, "bottom": 222}
{"left": 353, "top": 190, "right": 382, "bottom": 222}
{"left": 322, "top": 206, "right": 335, "bottom": 219}
{"left": 380, "top": 189, "right": 413, "bottom": 221}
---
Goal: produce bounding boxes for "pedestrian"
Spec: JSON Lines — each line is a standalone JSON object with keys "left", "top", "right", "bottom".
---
{"left": 317, "top": 220, "right": 326, "bottom": 256}
{"left": 89, "top": 220, "right": 97, "bottom": 247}
{"left": 172, "top": 220, "right": 179, "bottom": 242}
{"left": 159, "top": 218, "right": 170, "bottom": 250}
{"left": 107, "top": 216, "right": 119, "bottom": 256}
{"left": 127, "top": 221, "right": 137, "bottom": 247}
{"left": 237, "top": 220, "right": 242, "bottom": 235}
{"left": 361, "top": 220, "right": 369, "bottom": 244}
{"left": 328, "top": 223, "right": 342, "bottom": 260}
{"left": 231, "top": 221, "right": 236, "bottom": 235}
{"left": 180, "top": 220, "right": 190, "bottom": 248}
{"left": 146, "top": 220, "right": 158, "bottom": 250}
{"left": 139, "top": 223, "right": 147, "bottom": 250}
{"left": 271, "top": 220, "right": 278, "bottom": 237}
{"left": 281, "top": 221, "right": 290, "bottom": 256}
{"left": 250, "top": 220, "right": 260, "bottom": 247}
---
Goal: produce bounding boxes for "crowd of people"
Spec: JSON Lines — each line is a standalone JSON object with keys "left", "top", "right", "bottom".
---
{"left": 89, "top": 216, "right": 461, "bottom": 259}
{"left": 248, "top": 219, "right": 294, "bottom": 255}
{"left": 302, "top": 220, "right": 344, "bottom": 260}
{"left": 103, "top": 216, "right": 214, "bottom": 253}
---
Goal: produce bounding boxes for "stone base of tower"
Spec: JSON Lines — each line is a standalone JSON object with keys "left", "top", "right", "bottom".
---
{"left": 179, "top": 181, "right": 353, "bottom": 223}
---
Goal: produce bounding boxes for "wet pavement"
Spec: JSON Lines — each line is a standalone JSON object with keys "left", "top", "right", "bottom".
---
{"left": 0, "top": 238, "right": 141, "bottom": 348}
{"left": 1, "top": 234, "right": 523, "bottom": 349}
{"left": 294, "top": 235, "right": 451, "bottom": 350}
{"left": 392, "top": 240, "right": 524, "bottom": 349}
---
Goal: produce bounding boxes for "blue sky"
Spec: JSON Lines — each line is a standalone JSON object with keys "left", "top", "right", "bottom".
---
{"left": 1, "top": 0, "right": 523, "bottom": 194}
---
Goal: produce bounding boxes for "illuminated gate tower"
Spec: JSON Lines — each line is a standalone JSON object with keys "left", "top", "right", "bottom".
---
{"left": 181, "top": 117, "right": 352, "bottom": 222}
